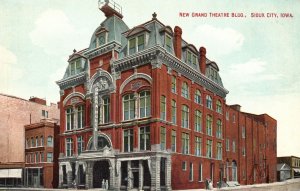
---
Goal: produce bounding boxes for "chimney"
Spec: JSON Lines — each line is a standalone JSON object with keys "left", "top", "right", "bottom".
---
{"left": 174, "top": 26, "right": 182, "bottom": 59}
{"left": 199, "top": 47, "right": 206, "bottom": 74}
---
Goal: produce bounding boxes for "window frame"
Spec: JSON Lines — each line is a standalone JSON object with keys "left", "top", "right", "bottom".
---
{"left": 123, "top": 94, "right": 135, "bottom": 121}
{"left": 206, "top": 95, "right": 213, "bottom": 109}
{"left": 195, "top": 136, "right": 202, "bottom": 156}
{"left": 160, "top": 126, "right": 166, "bottom": 151}
{"left": 195, "top": 110, "right": 202, "bottom": 132}
{"left": 123, "top": 129, "right": 134, "bottom": 152}
{"left": 181, "top": 105, "right": 189, "bottom": 128}
{"left": 160, "top": 95, "right": 166, "bottom": 121}
{"left": 181, "top": 82, "right": 189, "bottom": 99}
{"left": 171, "top": 100, "right": 176, "bottom": 124}
{"left": 139, "top": 126, "right": 150, "bottom": 151}
{"left": 206, "top": 115, "right": 213, "bottom": 136}
{"left": 194, "top": 90, "right": 202, "bottom": 104}
{"left": 128, "top": 33, "right": 146, "bottom": 55}
{"left": 66, "top": 138, "right": 73, "bottom": 157}
{"left": 139, "top": 91, "right": 151, "bottom": 118}
{"left": 181, "top": 132, "right": 190, "bottom": 154}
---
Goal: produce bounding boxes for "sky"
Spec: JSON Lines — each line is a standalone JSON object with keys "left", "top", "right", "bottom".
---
{"left": 0, "top": 0, "right": 299, "bottom": 157}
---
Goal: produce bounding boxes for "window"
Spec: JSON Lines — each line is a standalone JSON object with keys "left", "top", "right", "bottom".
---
{"left": 226, "top": 138, "right": 230, "bottom": 151}
{"left": 123, "top": 94, "right": 135, "bottom": 120}
{"left": 198, "top": 163, "right": 203, "bottom": 182}
{"left": 171, "top": 130, "right": 176, "bottom": 152}
{"left": 216, "top": 100, "right": 222, "bottom": 113}
{"left": 181, "top": 82, "right": 189, "bottom": 98}
{"left": 232, "top": 140, "right": 236, "bottom": 153}
{"left": 181, "top": 105, "right": 189, "bottom": 128}
{"left": 31, "top": 153, "right": 35, "bottom": 163}
{"left": 124, "top": 129, "right": 134, "bottom": 152}
{"left": 139, "top": 91, "right": 151, "bottom": 118}
{"left": 66, "top": 108, "right": 74, "bottom": 131}
{"left": 233, "top": 114, "right": 236, "bottom": 123}
{"left": 242, "top": 126, "right": 246, "bottom": 138}
{"left": 160, "top": 127, "right": 166, "bottom": 150}
{"left": 26, "top": 138, "right": 30, "bottom": 148}
{"left": 206, "top": 140, "right": 213, "bottom": 158}
{"left": 171, "top": 76, "right": 176, "bottom": 93}
{"left": 187, "top": 51, "right": 192, "bottom": 65}
{"left": 171, "top": 100, "right": 176, "bottom": 124}
{"left": 165, "top": 34, "right": 172, "bottom": 52}
{"left": 189, "top": 163, "right": 194, "bottom": 181}
{"left": 36, "top": 136, "right": 39, "bottom": 147}
{"left": 129, "top": 34, "right": 145, "bottom": 55}
{"left": 206, "top": 95, "right": 212, "bottom": 109}
{"left": 47, "top": 152, "right": 53, "bottom": 162}
{"left": 206, "top": 115, "right": 213, "bottom": 136}
{"left": 40, "top": 152, "right": 44, "bottom": 162}
{"left": 187, "top": 51, "right": 197, "bottom": 67}
{"left": 226, "top": 112, "right": 229, "bottom": 120}
{"left": 66, "top": 138, "right": 73, "bottom": 157}
{"left": 47, "top": 136, "right": 53, "bottom": 147}
{"left": 96, "top": 33, "right": 106, "bottom": 47}
{"left": 195, "top": 110, "right": 202, "bottom": 132}
{"left": 217, "top": 142, "right": 222, "bottom": 160}
{"left": 216, "top": 119, "right": 222, "bottom": 139}
{"left": 194, "top": 90, "right": 202, "bottom": 104}
{"left": 242, "top": 147, "right": 246, "bottom": 156}
{"left": 195, "top": 137, "right": 202, "bottom": 156}
{"left": 40, "top": 136, "right": 44, "bottom": 146}
{"left": 77, "top": 136, "right": 84, "bottom": 155}
{"left": 182, "top": 161, "right": 187, "bottom": 171}
{"left": 70, "top": 59, "right": 82, "bottom": 75}
{"left": 160, "top": 95, "right": 166, "bottom": 120}
{"left": 36, "top": 152, "right": 39, "bottom": 163}
{"left": 42, "top": 110, "right": 48, "bottom": 118}
{"left": 31, "top": 137, "right": 35, "bottom": 147}
{"left": 140, "top": 126, "right": 150, "bottom": 151}
{"left": 103, "top": 97, "right": 110, "bottom": 123}
{"left": 77, "top": 105, "right": 85, "bottom": 129}
{"left": 181, "top": 132, "right": 190, "bottom": 154}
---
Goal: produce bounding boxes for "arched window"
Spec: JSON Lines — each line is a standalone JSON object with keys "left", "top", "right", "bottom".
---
{"left": 195, "top": 110, "right": 202, "bottom": 132}
{"left": 47, "top": 136, "right": 53, "bottom": 147}
{"left": 40, "top": 136, "right": 44, "bottom": 146}
{"left": 206, "top": 95, "right": 212, "bottom": 109}
{"left": 139, "top": 91, "right": 151, "bottom": 118}
{"left": 206, "top": 115, "right": 213, "bottom": 136}
{"left": 181, "top": 82, "right": 189, "bottom": 98}
{"left": 123, "top": 94, "right": 135, "bottom": 120}
{"left": 31, "top": 137, "right": 34, "bottom": 148}
{"left": 181, "top": 105, "right": 189, "bottom": 128}
{"left": 216, "top": 100, "right": 222, "bottom": 113}
{"left": 216, "top": 119, "right": 222, "bottom": 139}
{"left": 194, "top": 90, "right": 202, "bottom": 104}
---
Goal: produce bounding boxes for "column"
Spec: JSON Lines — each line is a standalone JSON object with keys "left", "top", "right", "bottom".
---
{"left": 85, "top": 161, "right": 94, "bottom": 189}
{"left": 165, "top": 155, "right": 172, "bottom": 191}
{"left": 93, "top": 86, "right": 99, "bottom": 150}
{"left": 139, "top": 160, "right": 144, "bottom": 190}
{"left": 127, "top": 161, "right": 132, "bottom": 190}
{"left": 150, "top": 156, "right": 160, "bottom": 191}
{"left": 109, "top": 159, "right": 115, "bottom": 190}
{"left": 115, "top": 160, "right": 121, "bottom": 190}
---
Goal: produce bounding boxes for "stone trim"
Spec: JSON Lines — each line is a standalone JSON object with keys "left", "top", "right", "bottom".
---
{"left": 119, "top": 72, "right": 152, "bottom": 93}
{"left": 57, "top": 72, "right": 87, "bottom": 90}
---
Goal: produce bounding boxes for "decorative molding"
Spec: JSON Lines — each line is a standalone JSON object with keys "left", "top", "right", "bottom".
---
{"left": 88, "top": 69, "right": 115, "bottom": 94}
{"left": 120, "top": 73, "right": 152, "bottom": 93}
{"left": 56, "top": 72, "right": 87, "bottom": 90}
{"left": 85, "top": 41, "right": 121, "bottom": 60}
{"left": 63, "top": 92, "right": 85, "bottom": 106}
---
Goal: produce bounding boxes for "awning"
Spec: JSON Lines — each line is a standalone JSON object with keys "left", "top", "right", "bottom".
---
{"left": 0, "top": 169, "right": 22, "bottom": 178}
{"left": 294, "top": 168, "right": 300, "bottom": 173}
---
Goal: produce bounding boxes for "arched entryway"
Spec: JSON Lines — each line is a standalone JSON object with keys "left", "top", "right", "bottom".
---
{"left": 93, "top": 160, "right": 110, "bottom": 188}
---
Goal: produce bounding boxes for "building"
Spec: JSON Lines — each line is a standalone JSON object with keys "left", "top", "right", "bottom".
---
{"left": 23, "top": 119, "right": 60, "bottom": 188}
{"left": 278, "top": 156, "right": 300, "bottom": 179}
{"left": 0, "top": 94, "right": 59, "bottom": 187}
{"left": 277, "top": 163, "right": 291, "bottom": 181}
{"left": 56, "top": 1, "right": 277, "bottom": 190}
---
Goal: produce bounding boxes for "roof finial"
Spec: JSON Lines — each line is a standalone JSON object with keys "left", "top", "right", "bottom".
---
{"left": 73, "top": 49, "right": 77, "bottom": 53}
{"left": 152, "top": 12, "right": 157, "bottom": 19}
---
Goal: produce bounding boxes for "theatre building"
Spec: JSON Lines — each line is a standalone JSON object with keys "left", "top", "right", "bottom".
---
{"left": 56, "top": 1, "right": 277, "bottom": 190}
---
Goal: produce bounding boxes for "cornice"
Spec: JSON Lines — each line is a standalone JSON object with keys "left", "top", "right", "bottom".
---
{"left": 56, "top": 72, "right": 87, "bottom": 90}
{"left": 85, "top": 41, "right": 122, "bottom": 60}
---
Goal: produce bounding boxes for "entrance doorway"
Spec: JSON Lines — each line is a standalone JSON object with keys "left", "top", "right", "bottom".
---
{"left": 93, "top": 161, "right": 110, "bottom": 188}
{"left": 132, "top": 170, "right": 139, "bottom": 188}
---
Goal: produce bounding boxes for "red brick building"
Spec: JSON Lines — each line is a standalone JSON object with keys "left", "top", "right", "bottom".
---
{"left": 56, "top": 2, "right": 277, "bottom": 190}
{"left": 24, "top": 119, "right": 59, "bottom": 188}
{"left": 0, "top": 94, "right": 59, "bottom": 187}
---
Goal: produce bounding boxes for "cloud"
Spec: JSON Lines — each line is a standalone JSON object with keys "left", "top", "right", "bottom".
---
{"left": 0, "top": 45, "right": 23, "bottom": 91}
{"left": 30, "top": 9, "right": 76, "bottom": 56}
{"left": 193, "top": 24, "right": 244, "bottom": 56}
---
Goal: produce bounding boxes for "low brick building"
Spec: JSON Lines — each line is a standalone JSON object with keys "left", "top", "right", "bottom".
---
{"left": 0, "top": 94, "right": 59, "bottom": 187}
{"left": 56, "top": 2, "right": 277, "bottom": 190}
{"left": 24, "top": 119, "right": 60, "bottom": 188}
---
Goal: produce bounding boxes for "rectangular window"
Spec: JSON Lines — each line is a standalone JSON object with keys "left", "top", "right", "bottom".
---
{"left": 160, "top": 127, "right": 166, "bottom": 150}
{"left": 77, "top": 105, "right": 84, "bottom": 129}
{"left": 192, "top": 55, "right": 197, "bottom": 67}
{"left": 181, "top": 82, "right": 189, "bottom": 98}
{"left": 242, "top": 147, "right": 246, "bottom": 156}
{"left": 187, "top": 51, "right": 192, "bottom": 65}
{"left": 182, "top": 161, "right": 187, "bottom": 171}
{"left": 206, "top": 115, "right": 213, "bottom": 136}
{"left": 189, "top": 163, "right": 193, "bottom": 181}
{"left": 216, "top": 120, "right": 222, "bottom": 139}
{"left": 123, "top": 94, "right": 135, "bottom": 120}
{"left": 171, "top": 100, "right": 176, "bottom": 124}
{"left": 40, "top": 136, "right": 44, "bottom": 146}
{"left": 242, "top": 126, "right": 246, "bottom": 138}
{"left": 140, "top": 126, "right": 150, "bottom": 151}
{"left": 195, "top": 110, "right": 202, "bottom": 132}
{"left": 181, "top": 105, "right": 189, "bottom": 128}
{"left": 217, "top": 142, "right": 222, "bottom": 160}
{"left": 139, "top": 91, "right": 150, "bottom": 118}
{"left": 226, "top": 138, "right": 230, "bottom": 151}
{"left": 42, "top": 110, "right": 48, "bottom": 118}
{"left": 124, "top": 129, "right": 133, "bottom": 152}
{"left": 36, "top": 152, "right": 39, "bottom": 163}
{"left": 40, "top": 152, "right": 44, "bottom": 162}
{"left": 195, "top": 137, "right": 202, "bottom": 156}
{"left": 181, "top": 132, "right": 190, "bottom": 154}
{"left": 66, "top": 108, "right": 74, "bottom": 131}
{"left": 137, "top": 34, "right": 145, "bottom": 51}
{"left": 198, "top": 163, "right": 203, "bottom": 182}
{"left": 70, "top": 59, "right": 82, "bottom": 75}
{"left": 226, "top": 112, "right": 229, "bottom": 120}
{"left": 160, "top": 96, "right": 166, "bottom": 120}
{"left": 171, "top": 76, "right": 176, "bottom": 93}
{"left": 171, "top": 130, "right": 176, "bottom": 152}
{"left": 129, "top": 38, "right": 136, "bottom": 55}
{"left": 66, "top": 138, "right": 73, "bottom": 157}
{"left": 232, "top": 140, "right": 236, "bottom": 153}
{"left": 103, "top": 97, "right": 110, "bottom": 123}
{"left": 165, "top": 35, "right": 172, "bottom": 52}
{"left": 206, "top": 140, "right": 213, "bottom": 158}
{"left": 47, "top": 152, "right": 53, "bottom": 162}
{"left": 77, "top": 136, "right": 84, "bottom": 155}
